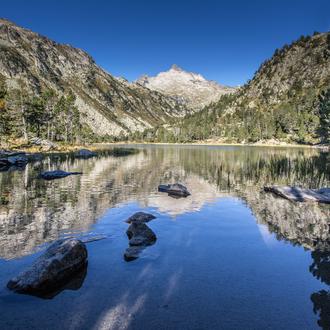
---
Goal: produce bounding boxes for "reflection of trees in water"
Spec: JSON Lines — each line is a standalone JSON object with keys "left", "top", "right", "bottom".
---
{"left": 0, "top": 146, "right": 329, "bottom": 260}
{"left": 311, "top": 290, "right": 330, "bottom": 330}
{"left": 310, "top": 247, "right": 330, "bottom": 330}
{"left": 178, "top": 147, "right": 329, "bottom": 191}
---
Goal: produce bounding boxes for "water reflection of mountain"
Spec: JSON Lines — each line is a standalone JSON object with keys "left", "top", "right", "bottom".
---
{"left": 0, "top": 146, "right": 329, "bottom": 260}
{"left": 242, "top": 180, "right": 330, "bottom": 330}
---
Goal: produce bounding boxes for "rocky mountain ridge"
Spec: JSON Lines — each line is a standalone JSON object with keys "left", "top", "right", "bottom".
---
{"left": 136, "top": 64, "right": 236, "bottom": 111}
{"left": 0, "top": 18, "right": 189, "bottom": 138}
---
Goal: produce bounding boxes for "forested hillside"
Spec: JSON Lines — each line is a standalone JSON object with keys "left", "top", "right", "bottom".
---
{"left": 0, "top": 19, "right": 188, "bottom": 146}
{"left": 132, "top": 32, "right": 330, "bottom": 145}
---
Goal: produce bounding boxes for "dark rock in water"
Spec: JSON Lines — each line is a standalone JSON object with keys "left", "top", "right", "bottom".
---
{"left": 30, "top": 263, "right": 88, "bottom": 299}
{"left": 124, "top": 246, "right": 145, "bottom": 261}
{"left": 124, "top": 217, "right": 157, "bottom": 262}
{"left": 0, "top": 154, "right": 28, "bottom": 168}
{"left": 158, "top": 183, "right": 191, "bottom": 197}
{"left": 127, "top": 223, "right": 157, "bottom": 246}
{"left": 75, "top": 149, "right": 97, "bottom": 158}
{"left": 125, "top": 212, "right": 156, "bottom": 224}
{"left": 264, "top": 186, "right": 330, "bottom": 204}
{"left": 40, "top": 170, "right": 83, "bottom": 180}
{"left": 7, "top": 238, "right": 87, "bottom": 295}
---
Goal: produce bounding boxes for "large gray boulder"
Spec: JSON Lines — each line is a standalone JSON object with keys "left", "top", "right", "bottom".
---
{"left": 264, "top": 186, "right": 330, "bottom": 204}
{"left": 125, "top": 212, "right": 156, "bottom": 224}
{"left": 7, "top": 238, "right": 87, "bottom": 294}
{"left": 40, "top": 170, "right": 82, "bottom": 180}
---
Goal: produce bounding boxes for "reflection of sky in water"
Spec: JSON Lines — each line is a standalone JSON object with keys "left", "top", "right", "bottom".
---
{"left": 0, "top": 145, "right": 329, "bottom": 329}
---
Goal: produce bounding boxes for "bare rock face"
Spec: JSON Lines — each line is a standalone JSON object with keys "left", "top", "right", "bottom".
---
{"left": 7, "top": 238, "right": 88, "bottom": 295}
{"left": 136, "top": 64, "right": 236, "bottom": 111}
{"left": 125, "top": 212, "right": 156, "bottom": 224}
{"left": 40, "top": 170, "right": 83, "bottom": 180}
{"left": 30, "top": 138, "right": 58, "bottom": 151}
{"left": 264, "top": 186, "right": 330, "bottom": 204}
{"left": 0, "top": 19, "right": 189, "bottom": 138}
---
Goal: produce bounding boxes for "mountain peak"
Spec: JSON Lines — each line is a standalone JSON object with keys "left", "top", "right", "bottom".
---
{"left": 136, "top": 66, "right": 236, "bottom": 111}
{"left": 170, "top": 64, "right": 183, "bottom": 72}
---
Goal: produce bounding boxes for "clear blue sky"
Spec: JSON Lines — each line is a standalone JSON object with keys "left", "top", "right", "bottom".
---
{"left": 1, "top": 0, "right": 329, "bottom": 86}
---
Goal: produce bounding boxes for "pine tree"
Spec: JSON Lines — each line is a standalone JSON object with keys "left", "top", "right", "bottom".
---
{"left": 318, "top": 89, "right": 330, "bottom": 144}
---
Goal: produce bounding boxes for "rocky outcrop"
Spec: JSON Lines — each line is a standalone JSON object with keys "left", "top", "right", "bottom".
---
{"left": 30, "top": 137, "right": 58, "bottom": 151}
{"left": 7, "top": 238, "right": 87, "bottom": 295}
{"left": 136, "top": 64, "right": 236, "bottom": 111}
{"left": 40, "top": 170, "right": 83, "bottom": 180}
{"left": 158, "top": 183, "right": 191, "bottom": 197}
{"left": 264, "top": 186, "right": 330, "bottom": 204}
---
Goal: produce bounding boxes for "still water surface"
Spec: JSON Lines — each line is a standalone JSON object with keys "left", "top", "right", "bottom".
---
{"left": 0, "top": 145, "right": 329, "bottom": 329}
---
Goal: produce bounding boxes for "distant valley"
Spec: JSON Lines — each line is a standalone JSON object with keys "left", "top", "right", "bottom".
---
{"left": 0, "top": 18, "right": 329, "bottom": 146}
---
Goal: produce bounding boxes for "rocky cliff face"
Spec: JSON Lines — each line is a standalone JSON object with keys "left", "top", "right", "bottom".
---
{"left": 0, "top": 19, "right": 188, "bottom": 137}
{"left": 135, "top": 64, "right": 236, "bottom": 111}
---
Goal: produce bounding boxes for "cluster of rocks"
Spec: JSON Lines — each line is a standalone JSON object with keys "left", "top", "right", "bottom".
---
{"left": 264, "top": 186, "right": 330, "bottom": 204}
{"left": 124, "top": 212, "right": 157, "bottom": 261}
{"left": 6, "top": 180, "right": 190, "bottom": 296}
{"left": 0, "top": 151, "right": 43, "bottom": 171}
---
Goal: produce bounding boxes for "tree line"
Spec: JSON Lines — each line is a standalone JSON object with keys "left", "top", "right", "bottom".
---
{"left": 0, "top": 75, "right": 95, "bottom": 145}
{"left": 127, "top": 89, "right": 330, "bottom": 145}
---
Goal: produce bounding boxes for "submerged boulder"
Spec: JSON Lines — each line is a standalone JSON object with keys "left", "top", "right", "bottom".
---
{"left": 124, "top": 246, "right": 145, "bottom": 261}
{"left": 264, "top": 186, "right": 330, "bottom": 204}
{"left": 40, "top": 170, "right": 82, "bottom": 180}
{"left": 75, "top": 149, "right": 97, "bottom": 158}
{"left": 125, "top": 212, "right": 156, "bottom": 224}
{"left": 7, "top": 238, "right": 87, "bottom": 295}
{"left": 124, "top": 214, "right": 157, "bottom": 262}
{"left": 158, "top": 183, "right": 191, "bottom": 197}
{"left": 127, "top": 222, "right": 157, "bottom": 246}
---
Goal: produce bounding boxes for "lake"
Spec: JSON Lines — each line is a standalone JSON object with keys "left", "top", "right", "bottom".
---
{"left": 0, "top": 145, "right": 329, "bottom": 329}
